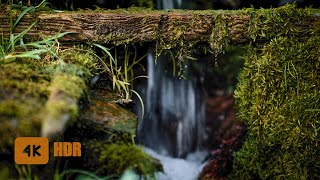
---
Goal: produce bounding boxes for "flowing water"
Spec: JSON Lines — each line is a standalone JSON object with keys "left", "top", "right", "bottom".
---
{"left": 136, "top": 53, "right": 206, "bottom": 157}
{"left": 144, "top": 147, "right": 207, "bottom": 180}
{"left": 134, "top": 51, "right": 208, "bottom": 179}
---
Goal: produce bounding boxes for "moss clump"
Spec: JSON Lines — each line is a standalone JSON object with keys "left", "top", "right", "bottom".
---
{"left": 44, "top": 48, "right": 100, "bottom": 80}
{"left": 0, "top": 47, "right": 98, "bottom": 142}
{"left": 97, "top": 144, "right": 162, "bottom": 179}
{"left": 59, "top": 48, "right": 100, "bottom": 76}
{"left": 41, "top": 70, "right": 87, "bottom": 137}
{"left": 245, "top": 4, "right": 314, "bottom": 42}
{"left": 0, "top": 62, "right": 49, "bottom": 152}
{"left": 231, "top": 34, "right": 320, "bottom": 178}
{"left": 48, "top": 73, "right": 86, "bottom": 99}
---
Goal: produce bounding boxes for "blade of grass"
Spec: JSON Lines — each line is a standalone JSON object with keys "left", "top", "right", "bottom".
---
{"left": 305, "top": 109, "right": 320, "bottom": 112}
{"left": 13, "top": 6, "right": 35, "bottom": 30}
{"left": 127, "top": 53, "right": 147, "bottom": 71}
{"left": 12, "top": 22, "right": 37, "bottom": 50}
{"left": 10, "top": 34, "right": 14, "bottom": 52}
{"left": 93, "top": 43, "right": 115, "bottom": 63}
{"left": 131, "top": 89, "right": 144, "bottom": 121}
{"left": 129, "top": 75, "right": 148, "bottom": 82}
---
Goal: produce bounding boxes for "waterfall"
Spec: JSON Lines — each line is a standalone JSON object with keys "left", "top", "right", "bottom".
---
{"left": 156, "top": 0, "right": 182, "bottom": 9}
{"left": 136, "top": 52, "right": 206, "bottom": 158}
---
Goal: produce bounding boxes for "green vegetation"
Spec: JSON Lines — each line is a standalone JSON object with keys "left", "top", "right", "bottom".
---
{"left": 230, "top": 5, "right": 320, "bottom": 179}
{"left": 0, "top": 1, "right": 156, "bottom": 179}
{"left": 0, "top": 0, "right": 60, "bottom": 64}
{"left": 97, "top": 144, "right": 163, "bottom": 179}
{"left": 0, "top": 61, "right": 49, "bottom": 152}
{"left": 93, "top": 44, "right": 146, "bottom": 100}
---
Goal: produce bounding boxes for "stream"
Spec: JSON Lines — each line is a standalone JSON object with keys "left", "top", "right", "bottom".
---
{"left": 144, "top": 147, "right": 207, "bottom": 180}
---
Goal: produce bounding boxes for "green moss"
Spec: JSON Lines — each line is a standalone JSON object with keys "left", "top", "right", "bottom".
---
{"left": 48, "top": 73, "right": 86, "bottom": 99}
{"left": 231, "top": 32, "right": 320, "bottom": 178}
{"left": 41, "top": 72, "right": 87, "bottom": 137}
{"left": 210, "top": 13, "right": 229, "bottom": 58}
{"left": 97, "top": 144, "right": 162, "bottom": 179}
{"left": 0, "top": 62, "right": 49, "bottom": 152}
{"left": 245, "top": 4, "right": 317, "bottom": 42}
{"left": 44, "top": 49, "right": 99, "bottom": 80}
{"left": 0, "top": 47, "right": 94, "bottom": 143}
{"left": 59, "top": 48, "right": 101, "bottom": 75}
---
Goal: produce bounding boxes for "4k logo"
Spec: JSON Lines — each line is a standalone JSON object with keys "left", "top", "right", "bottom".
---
{"left": 15, "top": 137, "right": 49, "bottom": 164}
{"left": 23, "top": 145, "right": 41, "bottom": 157}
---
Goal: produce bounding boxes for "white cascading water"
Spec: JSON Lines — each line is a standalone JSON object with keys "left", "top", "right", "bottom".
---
{"left": 134, "top": 51, "right": 207, "bottom": 179}
{"left": 137, "top": 53, "right": 206, "bottom": 158}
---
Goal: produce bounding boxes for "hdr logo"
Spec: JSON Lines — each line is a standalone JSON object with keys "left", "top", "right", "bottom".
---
{"left": 14, "top": 137, "right": 81, "bottom": 165}
{"left": 53, "top": 142, "right": 81, "bottom": 157}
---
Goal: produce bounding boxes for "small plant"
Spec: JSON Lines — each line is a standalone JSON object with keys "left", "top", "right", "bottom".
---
{"left": 15, "top": 165, "right": 38, "bottom": 180}
{"left": 92, "top": 44, "right": 146, "bottom": 119}
{"left": 0, "top": 0, "right": 68, "bottom": 64}
{"left": 93, "top": 44, "right": 146, "bottom": 99}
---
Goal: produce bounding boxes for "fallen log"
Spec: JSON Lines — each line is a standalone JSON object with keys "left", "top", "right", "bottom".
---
{"left": 1, "top": 6, "right": 319, "bottom": 49}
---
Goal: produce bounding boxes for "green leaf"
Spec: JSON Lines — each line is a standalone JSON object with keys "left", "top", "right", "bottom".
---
{"left": 93, "top": 43, "right": 115, "bottom": 63}
{"left": 131, "top": 89, "right": 145, "bottom": 122}
{"left": 13, "top": 6, "right": 35, "bottom": 30}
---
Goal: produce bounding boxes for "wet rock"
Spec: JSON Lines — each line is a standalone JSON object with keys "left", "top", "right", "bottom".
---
{"left": 81, "top": 88, "right": 137, "bottom": 136}
{"left": 59, "top": 88, "right": 163, "bottom": 178}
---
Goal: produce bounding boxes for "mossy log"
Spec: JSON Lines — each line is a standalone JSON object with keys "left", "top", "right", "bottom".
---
{"left": 0, "top": 7, "right": 319, "bottom": 47}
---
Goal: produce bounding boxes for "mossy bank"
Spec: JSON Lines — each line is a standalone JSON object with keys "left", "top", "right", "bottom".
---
{"left": 230, "top": 6, "right": 320, "bottom": 179}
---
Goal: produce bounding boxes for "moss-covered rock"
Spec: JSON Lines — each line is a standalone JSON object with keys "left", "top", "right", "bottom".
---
{"left": 231, "top": 33, "right": 320, "bottom": 179}
{"left": 41, "top": 72, "right": 87, "bottom": 137}
{"left": 63, "top": 88, "right": 138, "bottom": 145}
{"left": 0, "top": 61, "right": 50, "bottom": 152}
{"left": 0, "top": 48, "right": 99, "bottom": 149}
{"left": 88, "top": 143, "right": 162, "bottom": 179}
